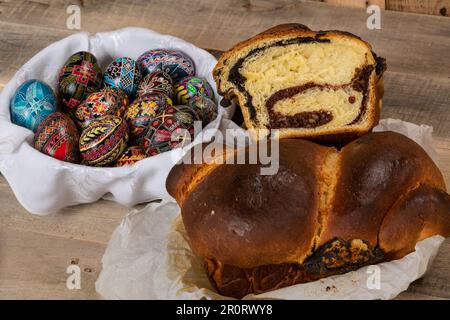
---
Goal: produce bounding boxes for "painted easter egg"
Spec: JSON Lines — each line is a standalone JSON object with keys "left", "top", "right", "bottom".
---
{"left": 58, "top": 51, "right": 103, "bottom": 111}
{"left": 79, "top": 115, "right": 129, "bottom": 167}
{"left": 104, "top": 57, "right": 142, "bottom": 97}
{"left": 34, "top": 112, "right": 80, "bottom": 163}
{"left": 71, "top": 88, "right": 129, "bottom": 130}
{"left": 86, "top": 87, "right": 129, "bottom": 118}
{"left": 115, "top": 89, "right": 130, "bottom": 118}
{"left": 170, "top": 105, "right": 202, "bottom": 124}
{"left": 71, "top": 101, "right": 89, "bottom": 129}
{"left": 114, "top": 146, "right": 147, "bottom": 167}
{"left": 124, "top": 93, "right": 173, "bottom": 145}
{"left": 137, "top": 70, "right": 174, "bottom": 99}
{"left": 188, "top": 96, "right": 218, "bottom": 127}
{"left": 175, "top": 76, "right": 214, "bottom": 105}
{"left": 142, "top": 109, "right": 195, "bottom": 157}
{"left": 137, "top": 49, "right": 195, "bottom": 81}
{"left": 10, "top": 79, "right": 57, "bottom": 132}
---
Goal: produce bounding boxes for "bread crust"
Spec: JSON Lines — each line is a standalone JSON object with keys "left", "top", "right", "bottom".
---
{"left": 318, "top": 132, "right": 446, "bottom": 248}
{"left": 166, "top": 132, "right": 450, "bottom": 298}
{"left": 178, "top": 140, "right": 330, "bottom": 268}
{"left": 213, "top": 24, "right": 386, "bottom": 142}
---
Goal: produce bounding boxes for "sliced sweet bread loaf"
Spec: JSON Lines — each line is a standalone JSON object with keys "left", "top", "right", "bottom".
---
{"left": 213, "top": 24, "right": 386, "bottom": 141}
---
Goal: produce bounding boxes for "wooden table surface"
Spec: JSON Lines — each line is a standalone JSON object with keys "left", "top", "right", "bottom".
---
{"left": 0, "top": 0, "right": 449, "bottom": 300}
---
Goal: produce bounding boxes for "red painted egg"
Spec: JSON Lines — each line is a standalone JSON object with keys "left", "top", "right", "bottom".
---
{"left": 34, "top": 112, "right": 80, "bottom": 163}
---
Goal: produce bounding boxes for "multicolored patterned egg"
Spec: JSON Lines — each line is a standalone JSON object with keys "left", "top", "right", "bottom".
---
{"left": 86, "top": 87, "right": 129, "bottom": 118}
{"left": 141, "top": 92, "right": 174, "bottom": 107}
{"left": 71, "top": 88, "right": 129, "bottom": 130}
{"left": 104, "top": 57, "right": 142, "bottom": 97}
{"left": 34, "top": 112, "right": 80, "bottom": 163}
{"left": 10, "top": 79, "right": 57, "bottom": 132}
{"left": 137, "top": 49, "right": 195, "bottom": 81}
{"left": 79, "top": 115, "right": 129, "bottom": 167}
{"left": 137, "top": 70, "right": 174, "bottom": 99}
{"left": 71, "top": 101, "right": 91, "bottom": 129}
{"left": 58, "top": 51, "right": 103, "bottom": 111}
{"left": 188, "top": 96, "right": 218, "bottom": 127}
{"left": 124, "top": 93, "right": 173, "bottom": 145}
{"left": 114, "top": 146, "right": 147, "bottom": 167}
{"left": 143, "top": 109, "right": 195, "bottom": 157}
{"left": 115, "top": 89, "right": 130, "bottom": 118}
{"left": 170, "top": 105, "right": 202, "bottom": 123}
{"left": 175, "top": 76, "right": 214, "bottom": 105}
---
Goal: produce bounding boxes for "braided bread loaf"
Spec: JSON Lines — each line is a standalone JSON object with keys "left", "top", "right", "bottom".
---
{"left": 166, "top": 132, "right": 450, "bottom": 299}
{"left": 213, "top": 24, "right": 386, "bottom": 142}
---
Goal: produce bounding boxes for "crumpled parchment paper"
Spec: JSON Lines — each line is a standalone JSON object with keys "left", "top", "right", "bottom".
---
{"left": 95, "top": 119, "right": 446, "bottom": 300}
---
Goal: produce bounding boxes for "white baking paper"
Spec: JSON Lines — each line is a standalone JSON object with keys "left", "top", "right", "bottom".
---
{"left": 95, "top": 119, "right": 446, "bottom": 300}
{"left": 0, "top": 28, "right": 234, "bottom": 215}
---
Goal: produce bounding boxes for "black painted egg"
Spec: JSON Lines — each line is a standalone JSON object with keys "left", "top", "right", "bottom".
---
{"left": 124, "top": 93, "right": 173, "bottom": 145}
{"left": 79, "top": 115, "right": 129, "bottom": 167}
{"left": 137, "top": 70, "right": 174, "bottom": 99}
{"left": 175, "top": 76, "right": 214, "bottom": 105}
{"left": 58, "top": 51, "right": 103, "bottom": 111}
{"left": 104, "top": 57, "right": 142, "bottom": 97}
{"left": 142, "top": 108, "right": 195, "bottom": 157}
{"left": 86, "top": 87, "right": 129, "bottom": 118}
{"left": 188, "top": 96, "right": 218, "bottom": 127}
{"left": 71, "top": 87, "right": 129, "bottom": 130}
{"left": 137, "top": 49, "right": 195, "bottom": 81}
{"left": 170, "top": 105, "right": 202, "bottom": 123}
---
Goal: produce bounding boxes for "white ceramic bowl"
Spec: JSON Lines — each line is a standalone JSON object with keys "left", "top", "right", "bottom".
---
{"left": 0, "top": 27, "right": 233, "bottom": 215}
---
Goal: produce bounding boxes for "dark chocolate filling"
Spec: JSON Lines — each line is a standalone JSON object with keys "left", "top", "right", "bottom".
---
{"left": 266, "top": 82, "right": 334, "bottom": 129}
{"left": 264, "top": 65, "right": 373, "bottom": 129}
{"left": 227, "top": 36, "right": 381, "bottom": 128}
{"left": 372, "top": 51, "right": 387, "bottom": 76}
{"left": 348, "top": 65, "right": 374, "bottom": 125}
{"left": 268, "top": 106, "right": 334, "bottom": 129}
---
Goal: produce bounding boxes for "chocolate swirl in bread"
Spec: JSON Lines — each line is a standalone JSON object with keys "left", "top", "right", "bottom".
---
{"left": 214, "top": 24, "right": 386, "bottom": 142}
{"left": 167, "top": 132, "right": 450, "bottom": 299}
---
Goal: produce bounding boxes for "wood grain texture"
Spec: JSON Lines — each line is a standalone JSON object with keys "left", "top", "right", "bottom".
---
{"left": 0, "top": 0, "right": 449, "bottom": 300}
{"left": 0, "top": 178, "right": 129, "bottom": 244}
{"left": 314, "top": 0, "right": 449, "bottom": 16}
{"left": 0, "top": 227, "right": 102, "bottom": 299}
{"left": 324, "top": 0, "right": 386, "bottom": 9}
{"left": 386, "top": 0, "right": 450, "bottom": 16}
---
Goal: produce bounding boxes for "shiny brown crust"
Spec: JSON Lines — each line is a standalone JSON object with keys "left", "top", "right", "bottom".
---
{"left": 213, "top": 24, "right": 386, "bottom": 142}
{"left": 166, "top": 132, "right": 450, "bottom": 298}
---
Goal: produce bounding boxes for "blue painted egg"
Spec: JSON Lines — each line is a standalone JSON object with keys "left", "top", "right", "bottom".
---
{"left": 104, "top": 57, "right": 142, "bottom": 97}
{"left": 137, "top": 49, "right": 195, "bottom": 81}
{"left": 10, "top": 79, "right": 57, "bottom": 132}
